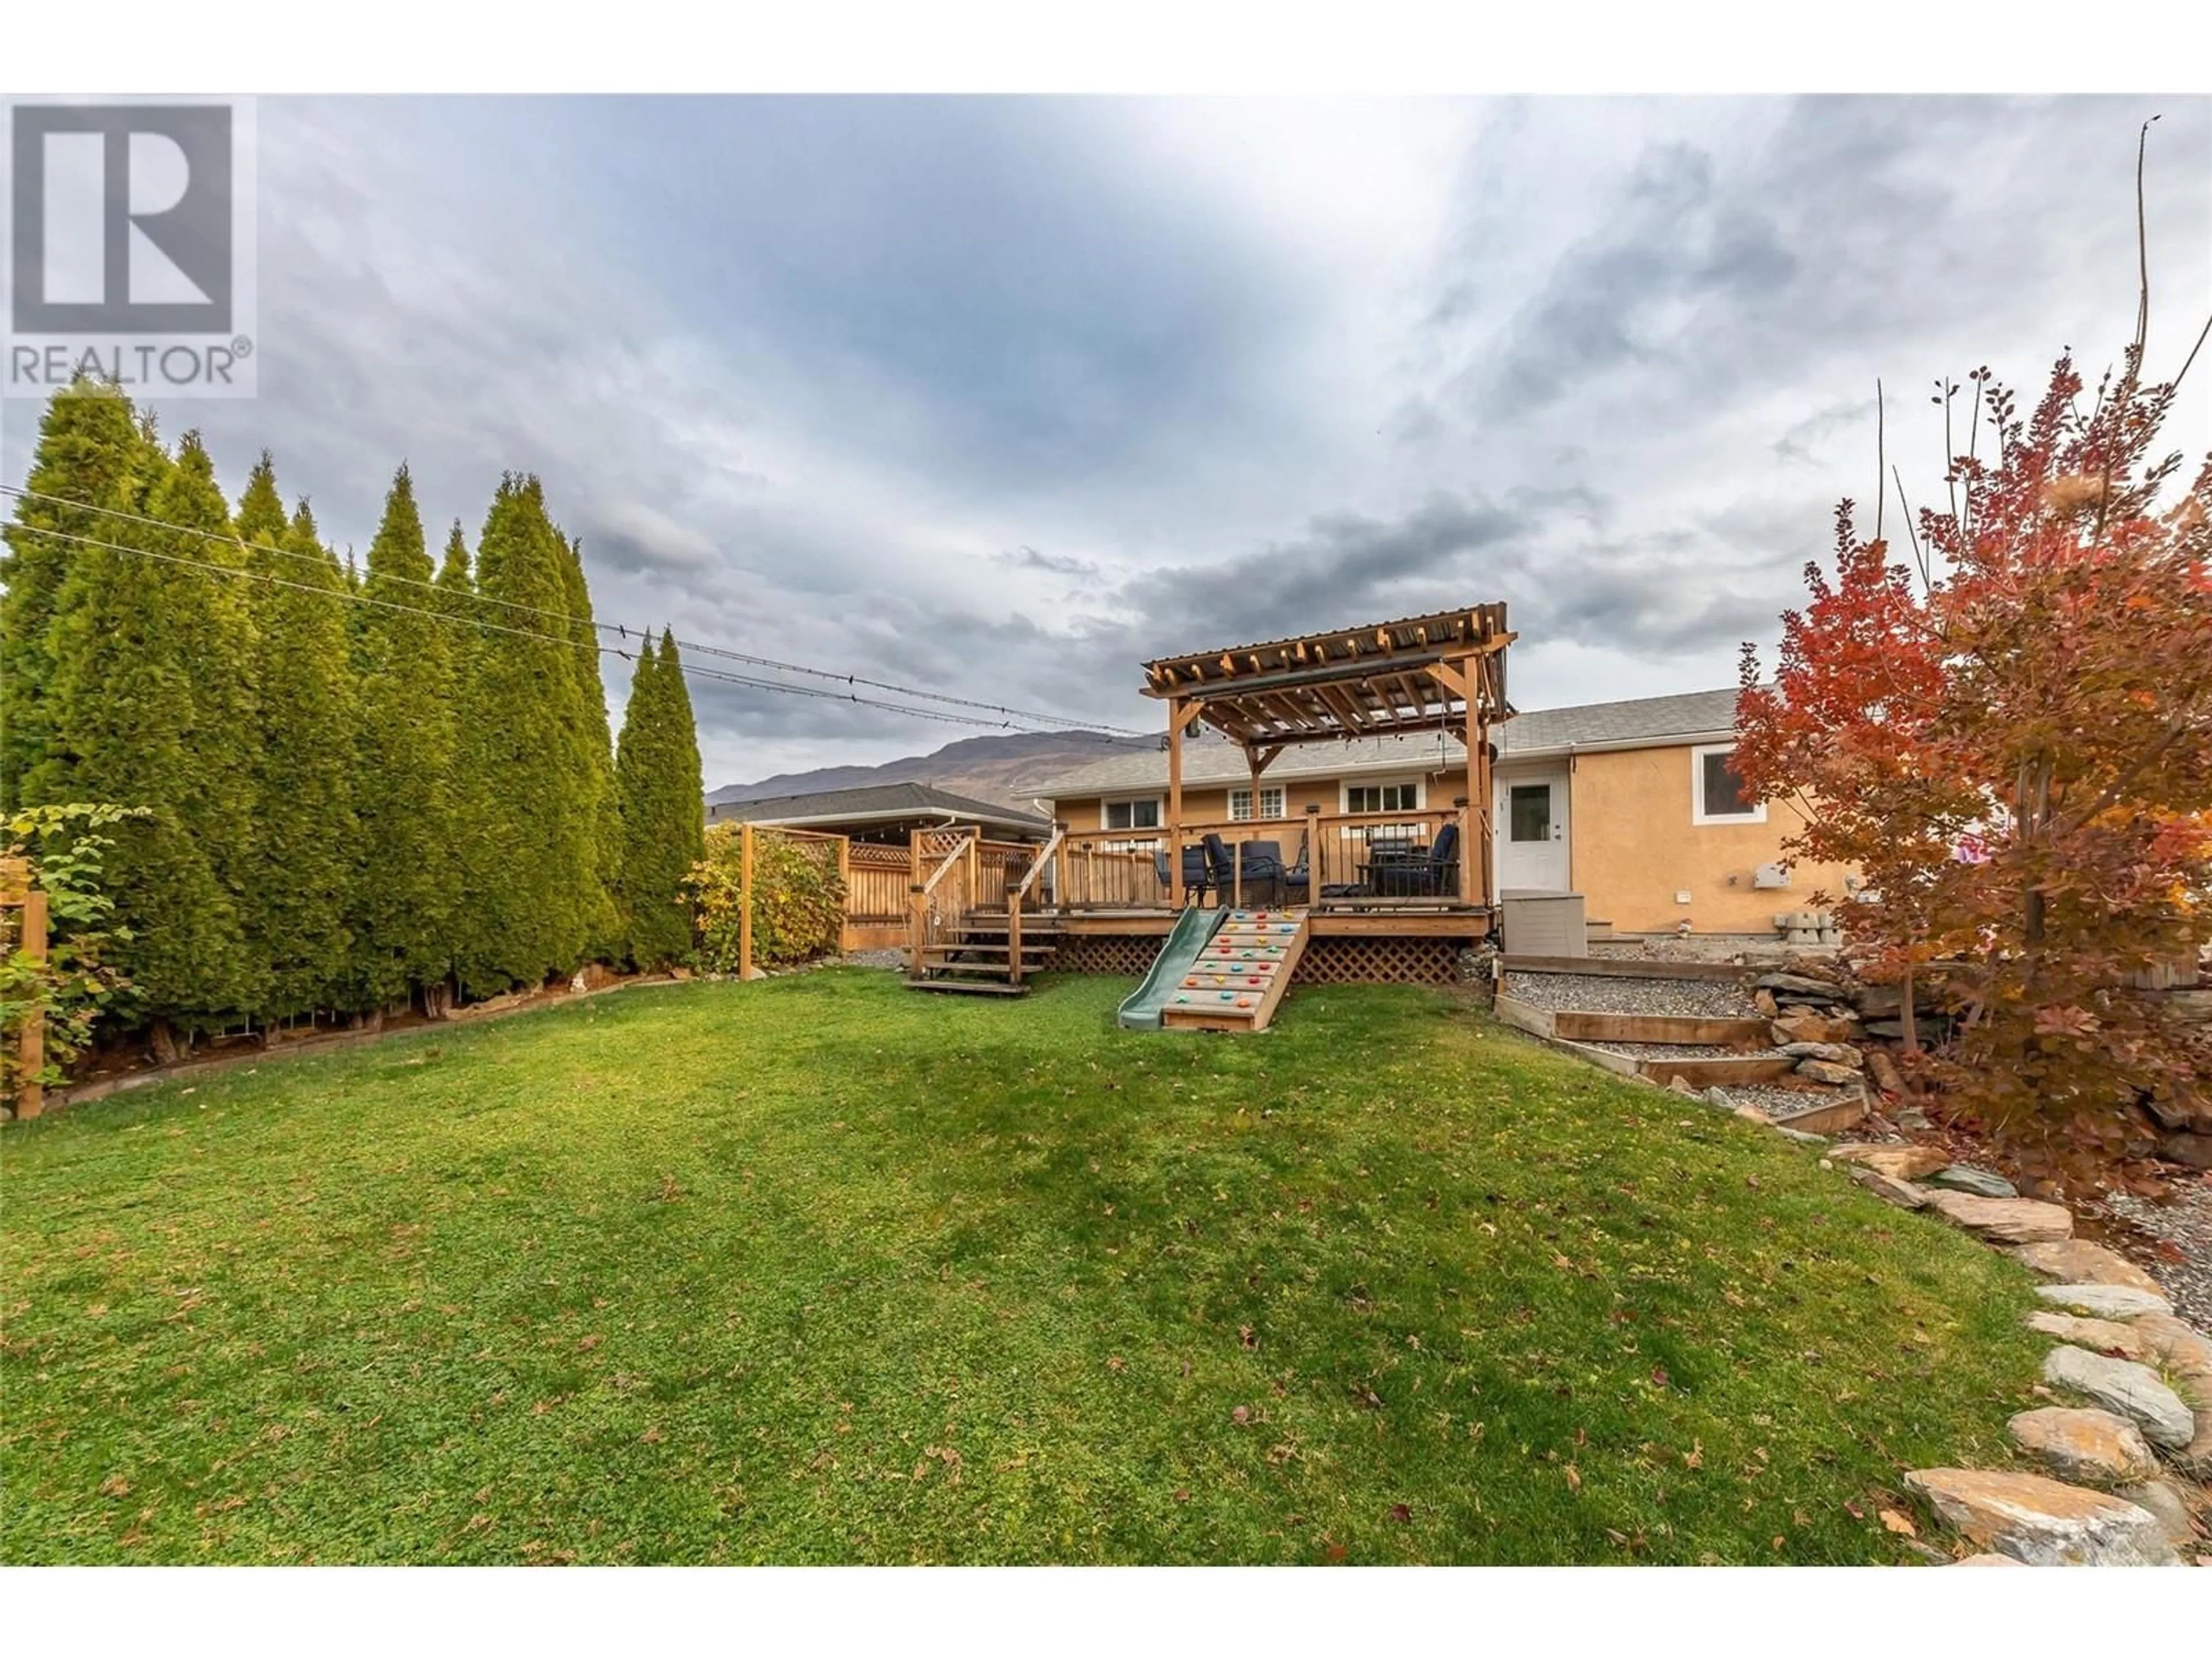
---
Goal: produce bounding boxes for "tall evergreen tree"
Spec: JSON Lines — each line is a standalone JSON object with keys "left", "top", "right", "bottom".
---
{"left": 1, "top": 381, "right": 147, "bottom": 812}
{"left": 347, "top": 465, "right": 460, "bottom": 1014}
{"left": 246, "top": 498, "right": 357, "bottom": 1022}
{"left": 548, "top": 507, "right": 622, "bottom": 957}
{"left": 456, "top": 475, "right": 610, "bottom": 990}
{"left": 432, "top": 522, "right": 488, "bottom": 1002}
{"left": 44, "top": 430, "right": 262, "bottom": 1042}
{"left": 615, "top": 632, "right": 705, "bottom": 968}
{"left": 234, "top": 449, "right": 287, "bottom": 545}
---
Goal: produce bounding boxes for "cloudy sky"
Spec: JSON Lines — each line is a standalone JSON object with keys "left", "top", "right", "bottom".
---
{"left": 9, "top": 95, "right": 2207, "bottom": 787}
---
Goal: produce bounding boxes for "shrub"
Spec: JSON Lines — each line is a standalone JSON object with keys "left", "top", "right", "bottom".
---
{"left": 685, "top": 825, "right": 846, "bottom": 971}
{"left": 2, "top": 804, "right": 146, "bottom": 1101}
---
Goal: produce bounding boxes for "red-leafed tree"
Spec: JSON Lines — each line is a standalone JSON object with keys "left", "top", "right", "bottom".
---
{"left": 1736, "top": 132, "right": 2211, "bottom": 1181}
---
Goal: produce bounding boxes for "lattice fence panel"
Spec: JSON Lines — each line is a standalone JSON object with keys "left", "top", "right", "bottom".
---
{"left": 1052, "top": 935, "right": 1161, "bottom": 977}
{"left": 1291, "top": 935, "right": 1461, "bottom": 985}
{"left": 1049, "top": 931, "right": 1465, "bottom": 984}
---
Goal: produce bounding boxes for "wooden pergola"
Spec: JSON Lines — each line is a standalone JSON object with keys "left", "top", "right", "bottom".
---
{"left": 1141, "top": 604, "right": 1516, "bottom": 908}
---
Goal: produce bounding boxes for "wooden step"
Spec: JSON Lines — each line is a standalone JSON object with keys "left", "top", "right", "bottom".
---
{"left": 904, "top": 976, "right": 1028, "bottom": 997}
{"left": 922, "top": 942, "right": 1058, "bottom": 959}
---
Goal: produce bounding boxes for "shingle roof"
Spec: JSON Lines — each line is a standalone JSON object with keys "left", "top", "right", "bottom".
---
{"left": 706, "top": 782, "right": 1052, "bottom": 831}
{"left": 1032, "top": 687, "right": 1744, "bottom": 800}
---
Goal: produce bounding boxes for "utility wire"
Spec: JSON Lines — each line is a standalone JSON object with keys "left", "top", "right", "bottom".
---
{"left": 3, "top": 518, "right": 1111, "bottom": 737}
{"left": 0, "top": 483, "right": 1147, "bottom": 738}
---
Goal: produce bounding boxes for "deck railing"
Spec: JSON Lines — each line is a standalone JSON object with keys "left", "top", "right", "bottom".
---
{"left": 1048, "top": 805, "right": 1476, "bottom": 912}
{"left": 1310, "top": 806, "right": 1468, "bottom": 907}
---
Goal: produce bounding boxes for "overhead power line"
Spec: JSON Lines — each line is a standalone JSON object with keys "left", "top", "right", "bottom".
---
{"left": 0, "top": 483, "right": 1148, "bottom": 738}
{"left": 2, "top": 518, "right": 1128, "bottom": 739}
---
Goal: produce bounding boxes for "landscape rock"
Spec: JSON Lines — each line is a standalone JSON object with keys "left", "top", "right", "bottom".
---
{"left": 2132, "top": 1312, "right": 2212, "bottom": 1376}
{"left": 1902, "top": 1468, "right": 2176, "bottom": 1565}
{"left": 2040, "top": 1346, "right": 2196, "bottom": 1450}
{"left": 1923, "top": 1191, "right": 2073, "bottom": 1244}
{"left": 1929, "top": 1165, "right": 2018, "bottom": 1199}
{"left": 2033, "top": 1283, "right": 2172, "bottom": 1320}
{"left": 1775, "top": 1126, "right": 1827, "bottom": 1145}
{"left": 2157, "top": 1131, "right": 2212, "bottom": 1170}
{"left": 1778, "top": 1040, "right": 1859, "bottom": 1065}
{"left": 1863, "top": 1018, "right": 1906, "bottom": 1039}
{"left": 2025, "top": 1310, "right": 2156, "bottom": 1363}
{"left": 1703, "top": 1085, "right": 1734, "bottom": 1110}
{"left": 1753, "top": 988, "right": 1779, "bottom": 1017}
{"left": 2012, "top": 1240, "right": 2166, "bottom": 1297}
{"left": 1772, "top": 1011, "right": 1858, "bottom": 1046}
{"left": 1795, "top": 1058, "right": 1862, "bottom": 1086}
{"left": 1849, "top": 1166, "right": 1929, "bottom": 1209}
{"left": 1950, "top": 1553, "right": 2027, "bottom": 1566}
{"left": 1831, "top": 1143, "right": 1951, "bottom": 1181}
{"left": 1732, "top": 1103, "right": 1774, "bottom": 1126}
{"left": 2004, "top": 1407, "right": 2158, "bottom": 1484}
{"left": 1756, "top": 972, "right": 1844, "bottom": 999}
{"left": 2117, "top": 1481, "right": 2200, "bottom": 1550}
{"left": 2134, "top": 1313, "right": 2212, "bottom": 1478}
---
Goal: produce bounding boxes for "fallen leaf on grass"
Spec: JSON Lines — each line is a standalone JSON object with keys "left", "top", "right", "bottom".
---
{"left": 1879, "top": 1509, "right": 1916, "bottom": 1537}
{"left": 1387, "top": 1503, "right": 1412, "bottom": 1523}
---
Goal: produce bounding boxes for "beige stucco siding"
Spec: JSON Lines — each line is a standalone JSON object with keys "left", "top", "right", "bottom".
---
{"left": 1565, "top": 745, "right": 1851, "bottom": 932}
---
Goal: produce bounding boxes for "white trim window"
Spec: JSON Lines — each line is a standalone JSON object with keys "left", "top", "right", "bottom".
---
{"left": 1691, "top": 743, "right": 1766, "bottom": 825}
{"left": 1342, "top": 779, "right": 1422, "bottom": 814}
{"left": 1228, "top": 785, "right": 1286, "bottom": 821}
{"left": 1103, "top": 797, "right": 1162, "bottom": 832}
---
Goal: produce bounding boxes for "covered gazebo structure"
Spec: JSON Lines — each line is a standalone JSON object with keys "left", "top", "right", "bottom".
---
{"left": 1142, "top": 604, "right": 1516, "bottom": 909}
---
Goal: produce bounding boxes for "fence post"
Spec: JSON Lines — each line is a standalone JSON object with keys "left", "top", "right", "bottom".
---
{"left": 738, "top": 822, "right": 756, "bottom": 981}
{"left": 13, "top": 888, "right": 47, "bottom": 1119}
{"left": 836, "top": 835, "right": 853, "bottom": 954}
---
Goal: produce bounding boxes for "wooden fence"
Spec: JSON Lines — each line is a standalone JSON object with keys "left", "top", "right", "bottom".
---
{"left": 1, "top": 856, "right": 49, "bottom": 1120}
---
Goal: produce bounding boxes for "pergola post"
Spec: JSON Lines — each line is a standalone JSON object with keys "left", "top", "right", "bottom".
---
{"left": 1463, "top": 681, "right": 1482, "bottom": 904}
{"left": 1166, "top": 694, "right": 1185, "bottom": 909}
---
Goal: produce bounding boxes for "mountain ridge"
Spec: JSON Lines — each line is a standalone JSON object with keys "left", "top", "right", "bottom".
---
{"left": 706, "top": 729, "right": 1159, "bottom": 812}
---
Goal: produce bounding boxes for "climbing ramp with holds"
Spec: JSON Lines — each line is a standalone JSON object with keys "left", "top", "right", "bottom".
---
{"left": 1156, "top": 908, "right": 1310, "bottom": 1033}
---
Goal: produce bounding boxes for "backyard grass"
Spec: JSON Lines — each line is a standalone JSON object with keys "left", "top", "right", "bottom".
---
{"left": 1, "top": 971, "right": 2047, "bottom": 1565}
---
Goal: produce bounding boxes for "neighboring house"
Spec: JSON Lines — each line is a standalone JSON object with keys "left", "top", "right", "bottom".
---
{"left": 707, "top": 782, "right": 1051, "bottom": 844}
{"left": 1032, "top": 687, "right": 1851, "bottom": 935}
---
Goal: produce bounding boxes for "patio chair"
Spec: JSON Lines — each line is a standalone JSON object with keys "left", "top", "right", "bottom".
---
{"left": 1375, "top": 823, "right": 1460, "bottom": 897}
{"left": 1236, "top": 839, "right": 1287, "bottom": 907}
{"left": 1153, "top": 846, "right": 1211, "bottom": 906}
{"left": 1201, "top": 834, "right": 1237, "bottom": 904}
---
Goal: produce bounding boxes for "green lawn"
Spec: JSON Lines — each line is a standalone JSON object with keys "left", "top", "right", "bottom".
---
{"left": 1, "top": 971, "right": 2045, "bottom": 1565}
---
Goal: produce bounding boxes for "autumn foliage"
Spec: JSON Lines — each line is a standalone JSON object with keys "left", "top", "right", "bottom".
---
{"left": 1735, "top": 309, "right": 2211, "bottom": 1175}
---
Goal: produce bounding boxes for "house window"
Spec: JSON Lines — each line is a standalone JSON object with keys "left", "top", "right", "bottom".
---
{"left": 1229, "top": 786, "right": 1286, "bottom": 821}
{"left": 1344, "top": 780, "right": 1421, "bottom": 814}
{"left": 1103, "top": 797, "right": 1161, "bottom": 832}
{"left": 1691, "top": 744, "right": 1766, "bottom": 825}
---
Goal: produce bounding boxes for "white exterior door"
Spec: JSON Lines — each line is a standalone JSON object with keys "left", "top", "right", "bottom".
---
{"left": 1495, "top": 768, "right": 1570, "bottom": 894}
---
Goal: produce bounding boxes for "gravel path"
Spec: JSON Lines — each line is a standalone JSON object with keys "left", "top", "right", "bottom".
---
{"left": 1501, "top": 971, "right": 1760, "bottom": 1020}
{"left": 842, "top": 949, "right": 908, "bottom": 971}
{"left": 2103, "top": 1181, "right": 2212, "bottom": 1332}
{"left": 1719, "top": 1081, "right": 1862, "bottom": 1122}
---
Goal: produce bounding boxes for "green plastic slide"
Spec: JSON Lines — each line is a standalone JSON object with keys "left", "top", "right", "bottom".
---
{"left": 1116, "top": 908, "right": 1228, "bottom": 1030}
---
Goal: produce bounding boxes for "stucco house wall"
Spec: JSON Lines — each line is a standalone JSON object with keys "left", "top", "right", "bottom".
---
{"left": 1564, "top": 745, "right": 1851, "bottom": 933}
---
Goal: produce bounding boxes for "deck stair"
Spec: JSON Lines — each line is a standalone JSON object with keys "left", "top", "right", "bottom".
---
{"left": 1158, "top": 908, "right": 1309, "bottom": 1032}
{"left": 905, "top": 911, "right": 1060, "bottom": 997}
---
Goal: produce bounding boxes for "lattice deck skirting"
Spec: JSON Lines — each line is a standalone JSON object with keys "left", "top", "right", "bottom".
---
{"left": 1053, "top": 931, "right": 1463, "bottom": 986}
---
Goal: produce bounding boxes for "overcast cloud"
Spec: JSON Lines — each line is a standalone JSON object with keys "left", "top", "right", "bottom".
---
{"left": 7, "top": 95, "right": 2206, "bottom": 786}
